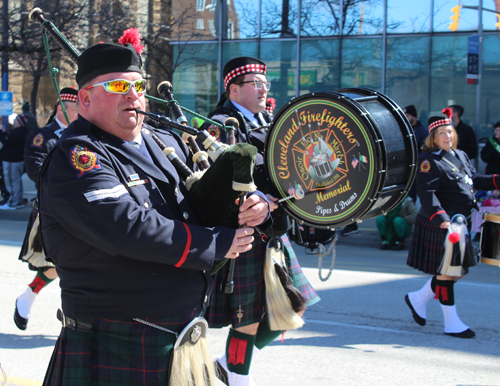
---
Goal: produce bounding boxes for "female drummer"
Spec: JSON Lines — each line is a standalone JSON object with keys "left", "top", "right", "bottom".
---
{"left": 405, "top": 108, "right": 500, "bottom": 339}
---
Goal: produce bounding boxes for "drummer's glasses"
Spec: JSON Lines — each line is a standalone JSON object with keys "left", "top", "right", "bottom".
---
{"left": 235, "top": 80, "right": 271, "bottom": 91}
{"left": 85, "top": 79, "right": 148, "bottom": 95}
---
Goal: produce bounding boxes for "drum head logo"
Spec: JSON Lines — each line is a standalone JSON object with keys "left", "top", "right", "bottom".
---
{"left": 266, "top": 97, "right": 376, "bottom": 227}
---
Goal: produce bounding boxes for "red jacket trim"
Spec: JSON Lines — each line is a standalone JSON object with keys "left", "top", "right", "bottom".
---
{"left": 430, "top": 210, "right": 446, "bottom": 222}
{"left": 494, "top": 175, "right": 499, "bottom": 190}
{"left": 175, "top": 223, "right": 192, "bottom": 268}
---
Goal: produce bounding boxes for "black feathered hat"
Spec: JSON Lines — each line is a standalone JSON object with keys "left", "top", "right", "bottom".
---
{"left": 76, "top": 43, "right": 142, "bottom": 87}
{"left": 223, "top": 56, "right": 266, "bottom": 90}
{"left": 428, "top": 108, "right": 453, "bottom": 133}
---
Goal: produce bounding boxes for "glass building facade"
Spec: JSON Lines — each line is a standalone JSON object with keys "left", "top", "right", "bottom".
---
{"left": 170, "top": 0, "right": 500, "bottom": 147}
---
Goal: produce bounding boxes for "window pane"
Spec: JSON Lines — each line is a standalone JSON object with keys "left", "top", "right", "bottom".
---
{"left": 261, "top": 0, "right": 298, "bottom": 38}
{"left": 481, "top": 35, "right": 500, "bottom": 140}
{"left": 172, "top": 43, "right": 219, "bottom": 120}
{"left": 229, "top": 0, "right": 260, "bottom": 39}
{"left": 340, "top": 38, "right": 382, "bottom": 90}
{"left": 301, "top": 0, "right": 341, "bottom": 37}
{"left": 222, "top": 41, "right": 260, "bottom": 68}
{"left": 387, "top": 0, "right": 431, "bottom": 33}
{"left": 299, "top": 39, "right": 340, "bottom": 93}
{"left": 433, "top": 0, "right": 479, "bottom": 32}
{"left": 260, "top": 41, "right": 297, "bottom": 111}
{"left": 386, "top": 36, "right": 430, "bottom": 123}
{"left": 343, "top": 0, "right": 385, "bottom": 35}
{"left": 430, "top": 35, "right": 476, "bottom": 127}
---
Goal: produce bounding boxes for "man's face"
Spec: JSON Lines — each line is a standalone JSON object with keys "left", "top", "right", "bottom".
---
{"left": 230, "top": 74, "right": 268, "bottom": 114}
{"left": 78, "top": 71, "right": 146, "bottom": 141}
{"left": 405, "top": 113, "right": 416, "bottom": 126}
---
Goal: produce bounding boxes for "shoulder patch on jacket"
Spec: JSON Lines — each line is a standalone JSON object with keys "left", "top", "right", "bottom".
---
{"left": 420, "top": 160, "right": 431, "bottom": 173}
{"left": 32, "top": 133, "right": 44, "bottom": 148}
{"left": 70, "top": 145, "right": 102, "bottom": 178}
{"left": 208, "top": 125, "right": 220, "bottom": 140}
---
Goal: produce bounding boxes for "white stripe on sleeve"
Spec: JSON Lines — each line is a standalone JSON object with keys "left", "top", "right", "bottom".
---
{"left": 84, "top": 184, "right": 129, "bottom": 202}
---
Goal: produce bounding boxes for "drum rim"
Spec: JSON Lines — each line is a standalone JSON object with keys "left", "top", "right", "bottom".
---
{"left": 336, "top": 87, "right": 418, "bottom": 216}
{"left": 264, "top": 90, "right": 386, "bottom": 228}
{"left": 484, "top": 212, "right": 500, "bottom": 223}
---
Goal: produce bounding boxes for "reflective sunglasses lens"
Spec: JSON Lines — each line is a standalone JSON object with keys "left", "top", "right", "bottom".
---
{"left": 134, "top": 80, "right": 147, "bottom": 93}
{"left": 106, "top": 80, "right": 131, "bottom": 94}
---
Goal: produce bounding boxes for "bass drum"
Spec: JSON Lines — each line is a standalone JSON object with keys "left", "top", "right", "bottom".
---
{"left": 265, "top": 88, "right": 417, "bottom": 229}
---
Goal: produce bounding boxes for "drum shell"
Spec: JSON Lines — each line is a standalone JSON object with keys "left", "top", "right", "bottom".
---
{"left": 288, "top": 218, "right": 336, "bottom": 251}
{"left": 479, "top": 213, "right": 500, "bottom": 266}
{"left": 264, "top": 88, "right": 417, "bottom": 229}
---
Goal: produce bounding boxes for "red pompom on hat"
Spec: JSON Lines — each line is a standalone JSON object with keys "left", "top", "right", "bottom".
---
{"left": 118, "top": 28, "right": 144, "bottom": 55}
{"left": 442, "top": 107, "right": 453, "bottom": 119}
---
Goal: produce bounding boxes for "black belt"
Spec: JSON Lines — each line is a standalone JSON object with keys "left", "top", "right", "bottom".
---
{"left": 57, "top": 309, "right": 92, "bottom": 332}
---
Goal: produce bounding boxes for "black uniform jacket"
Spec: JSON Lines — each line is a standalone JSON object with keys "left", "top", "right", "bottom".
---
{"left": 24, "top": 120, "right": 64, "bottom": 189}
{"left": 417, "top": 148, "right": 500, "bottom": 227}
{"left": 480, "top": 136, "right": 500, "bottom": 175}
{"left": 39, "top": 116, "right": 235, "bottom": 319}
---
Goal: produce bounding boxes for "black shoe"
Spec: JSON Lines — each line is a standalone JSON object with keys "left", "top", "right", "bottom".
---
{"left": 14, "top": 300, "right": 28, "bottom": 330}
{"left": 392, "top": 242, "right": 404, "bottom": 251}
{"left": 341, "top": 223, "right": 358, "bottom": 236}
{"left": 379, "top": 242, "right": 389, "bottom": 250}
{"left": 404, "top": 294, "right": 426, "bottom": 326}
{"left": 445, "top": 328, "right": 475, "bottom": 339}
{"left": 214, "top": 360, "right": 229, "bottom": 386}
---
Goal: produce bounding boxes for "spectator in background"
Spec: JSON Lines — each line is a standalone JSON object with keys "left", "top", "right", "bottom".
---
{"left": 449, "top": 104, "right": 478, "bottom": 160}
{"left": 404, "top": 104, "right": 428, "bottom": 202}
{"left": 480, "top": 121, "right": 500, "bottom": 175}
{"left": 0, "top": 114, "right": 28, "bottom": 210}
{"left": 376, "top": 196, "right": 417, "bottom": 250}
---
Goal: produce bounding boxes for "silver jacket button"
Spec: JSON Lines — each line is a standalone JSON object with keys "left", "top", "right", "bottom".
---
{"left": 183, "top": 212, "right": 189, "bottom": 219}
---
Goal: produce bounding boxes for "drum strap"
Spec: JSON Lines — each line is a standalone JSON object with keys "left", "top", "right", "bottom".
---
{"left": 488, "top": 136, "right": 500, "bottom": 154}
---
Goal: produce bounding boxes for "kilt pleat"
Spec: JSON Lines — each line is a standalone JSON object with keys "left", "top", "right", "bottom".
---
{"left": 43, "top": 312, "right": 198, "bottom": 386}
{"left": 407, "top": 213, "right": 476, "bottom": 275}
{"left": 207, "top": 234, "right": 320, "bottom": 329}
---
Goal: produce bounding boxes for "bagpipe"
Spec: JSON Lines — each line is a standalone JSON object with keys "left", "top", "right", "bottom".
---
{"left": 29, "top": 6, "right": 419, "bottom": 327}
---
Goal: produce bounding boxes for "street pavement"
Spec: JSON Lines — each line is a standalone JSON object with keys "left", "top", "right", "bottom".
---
{"left": 0, "top": 176, "right": 499, "bottom": 385}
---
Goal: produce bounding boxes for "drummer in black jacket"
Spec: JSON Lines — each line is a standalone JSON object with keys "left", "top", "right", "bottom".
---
{"left": 13, "top": 87, "right": 79, "bottom": 332}
{"left": 202, "top": 56, "right": 320, "bottom": 386}
{"left": 405, "top": 108, "right": 500, "bottom": 339}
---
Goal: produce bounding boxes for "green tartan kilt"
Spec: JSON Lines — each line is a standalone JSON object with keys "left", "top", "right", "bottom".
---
{"left": 207, "top": 233, "right": 320, "bottom": 329}
{"left": 43, "top": 311, "right": 200, "bottom": 386}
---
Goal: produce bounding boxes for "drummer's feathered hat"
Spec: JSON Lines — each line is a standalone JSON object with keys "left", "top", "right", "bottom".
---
{"left": 223, "top": 56, "right": 266, "bottom": 90}
{"left": 76, "top": 28, "right": 144, "bottom": 87}
{"left": 428, "top": 108, "right": 453, "bottom": 133}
